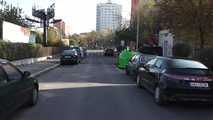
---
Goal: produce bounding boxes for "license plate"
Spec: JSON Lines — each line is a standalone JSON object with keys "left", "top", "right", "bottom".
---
{"left": 190, "top": 82, "right": 209, "bottom": 88}
{"left": 65, "top": 56, "right": 71, "bottom": 58}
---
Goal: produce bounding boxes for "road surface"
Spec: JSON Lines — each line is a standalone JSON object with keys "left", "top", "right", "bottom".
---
{"left": 9, "top": 55, "right": 213, "bottom": 120}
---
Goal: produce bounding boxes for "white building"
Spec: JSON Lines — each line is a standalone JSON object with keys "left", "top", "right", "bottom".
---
{"left": 96, "top": 0, "right": 122, "bottom": 32}
{"left": 159, "top": 30, "right": 174, "bottom": 57}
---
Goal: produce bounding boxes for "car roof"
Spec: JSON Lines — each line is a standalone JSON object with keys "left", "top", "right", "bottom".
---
{"left": 156, "top": 56, "right": 200, "bottom": 63}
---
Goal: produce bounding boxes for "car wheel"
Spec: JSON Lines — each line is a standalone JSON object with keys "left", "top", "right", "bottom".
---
{"left": 154, "top": 86, "right": 166, "bottom": 105}
{"left": 136, "top": 74, "right": 144, "bottom": 88}
{"left": 28, "top": 87, "right": 39, "bottom": 106}
{"left": 125, "top": 68, "right": 130, "bottom": 75}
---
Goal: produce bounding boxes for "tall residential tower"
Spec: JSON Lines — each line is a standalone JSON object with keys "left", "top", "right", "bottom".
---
{"left": 96, "top": 0, "right": 122, "bottom": 32}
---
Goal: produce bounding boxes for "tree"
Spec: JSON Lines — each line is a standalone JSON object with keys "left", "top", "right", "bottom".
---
{"left": 47, "top": 27, "right": 61, "bottom": 46}
{"left": 114, "top": 27, "right": 136, "bottom": 46}
{"left": 137, "top": 0, "right": 159, "bottom": 46}
{"left": 0, "top": 0, "right": 27, "bottom": 27}
{"left": 158, "top": 0, "right": 213, "bottom": 49}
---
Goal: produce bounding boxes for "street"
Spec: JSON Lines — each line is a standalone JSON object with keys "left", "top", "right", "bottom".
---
{"left": 9, "top": 55, "right": 213, "bottom": 120}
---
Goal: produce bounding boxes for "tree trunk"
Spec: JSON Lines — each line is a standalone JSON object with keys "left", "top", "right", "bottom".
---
{"left": 199, "top": 26, "right": 205, "bottom": 49}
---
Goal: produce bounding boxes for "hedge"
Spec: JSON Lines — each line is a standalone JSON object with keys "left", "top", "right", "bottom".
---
{"left": 173, "top": 43, "right": 192, "bottom": 57}
{"left": 0, "top": 42, "right": 62, "bottom": 61}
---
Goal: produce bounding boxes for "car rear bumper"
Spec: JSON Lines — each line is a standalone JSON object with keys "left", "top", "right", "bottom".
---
{"left": 163, "top": 88, "right": 213, "bottom": 102}
{"left": 60, "top": 58, "right": 78, "bottom": 63}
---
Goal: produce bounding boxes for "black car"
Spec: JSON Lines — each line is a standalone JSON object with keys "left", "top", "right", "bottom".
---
{"left": 60, "top": 49, "right": 80, "bottom": 65}
{"left": 70, "top": 47, "right": 82, "bottom": 58}
{"left": 126, "top": 53, "right": 156, "bottom": 80}
{"left": 0, "top": 59, "right": 39, "bottom": 119}
{"left": 137, "top": 57, "right": 213, "bottom": 105}
{"left": 104, "top": 48, "right": 114, "bottom": 56}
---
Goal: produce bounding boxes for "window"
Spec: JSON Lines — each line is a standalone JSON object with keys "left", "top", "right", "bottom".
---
{"left": 0, "top": 67, "right": 7, "bottom": 85}
{"left": 146, "top": 59, "right": 156, "bottom": 66}
{"left": 169, "top": 59, "right": 207, "bottom": 69}
{"left": 131, "top": 55, "right": 137, "bottom": 62}
{"left": 134, "top": 55, "right": 140, "bottom": 63}
{"left": 155, "top": 59, "right": 163, "bottom": 68}
{"left": 3, "top": 64, "right": 22, "bottom": 82}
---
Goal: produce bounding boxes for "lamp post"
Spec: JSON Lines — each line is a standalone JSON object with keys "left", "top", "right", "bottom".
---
{"left": 136, "top": 6, "right": 140, "bottom": 51}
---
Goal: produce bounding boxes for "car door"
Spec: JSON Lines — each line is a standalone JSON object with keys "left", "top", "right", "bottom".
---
{"left": 0, "top": 66, "right": 11, "bottom": 117}
{"left": 142, "top": 59, "right": 157, "bottom": 90}
{"left": 132, "top": 55, "right": 140, "bottom": 76}
{"left": 128, "top": 55, "right": 136, "bottom": 75}
{"left": 2, "top": 64, "right": 31, "bottom": 109}
{"left": 149, "top": 59, "right": 164, "bottom": 90}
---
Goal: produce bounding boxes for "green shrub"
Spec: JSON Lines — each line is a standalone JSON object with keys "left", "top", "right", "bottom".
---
{"left": 196, "top": 48, "right": 213, "bottom": 69}
{"left": 173, "top": 43, "right": 192, "bottom": 57}
{"left": 0, "top": 42, "right": 61, "bottom": 61}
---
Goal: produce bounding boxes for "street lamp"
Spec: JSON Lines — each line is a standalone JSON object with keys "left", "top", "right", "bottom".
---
{"left": 136, "top": 7, "right": 140, "bottom": 51}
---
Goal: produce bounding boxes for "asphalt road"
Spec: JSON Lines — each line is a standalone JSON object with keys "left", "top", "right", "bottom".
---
{"left": 9, "top": 55, "right": 213, "bottom": 120}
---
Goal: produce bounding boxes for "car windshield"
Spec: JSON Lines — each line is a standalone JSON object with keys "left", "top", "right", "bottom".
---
{"left": 63, "top": 50, "right": 76, "bottom": 54}
{"left": 168, "top": 59, "right": 210, "bottom": 75}
{"left": 169, "top": 59, "right": 208, "bottom": 69}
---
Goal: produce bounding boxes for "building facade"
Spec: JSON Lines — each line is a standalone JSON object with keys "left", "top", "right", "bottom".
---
{"left": 54, "top": 21, "right": 66, "bottom": 38}
{"left": 131, "top": 0, "right": 139, "bottom": 20}
{"left": 96, "top": 0, "right": 122, "bottom": 32}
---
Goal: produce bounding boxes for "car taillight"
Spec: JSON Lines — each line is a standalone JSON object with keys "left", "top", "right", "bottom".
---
{"left": 164, "top": 74, "right": 213, "bottom": 81}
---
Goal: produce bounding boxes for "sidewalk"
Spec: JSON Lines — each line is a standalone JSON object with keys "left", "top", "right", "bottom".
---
{"left": 18, "top": 59, "right": 60, "bottom": 77}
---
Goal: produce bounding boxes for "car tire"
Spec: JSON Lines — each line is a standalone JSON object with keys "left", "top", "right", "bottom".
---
{"left": 136, "top": 74, "right": 143, "bottom": 88}
{"left": 28, "top": 87, "right": 39, "bottom": 106}
{"left": 126, "top": 68, "right": 130, "bottom": 75}
{"left": 154, "top": 86, "right": 166, "bottom": 105}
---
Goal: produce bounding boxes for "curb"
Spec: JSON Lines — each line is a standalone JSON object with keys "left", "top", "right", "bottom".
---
{"left": 31, "top": 64, "right": 60, "bottom": 78}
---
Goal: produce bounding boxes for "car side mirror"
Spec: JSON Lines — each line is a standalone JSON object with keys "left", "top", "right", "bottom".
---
{"left": 23, "top": 71, "right": 31, "bottom": 78}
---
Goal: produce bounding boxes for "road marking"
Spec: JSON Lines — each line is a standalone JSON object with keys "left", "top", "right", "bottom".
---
{"left": 31, "top": 64, "right": 60, "bottom": 77}
{"left": 39, "top": 82, "right": 135, "bottom": 91}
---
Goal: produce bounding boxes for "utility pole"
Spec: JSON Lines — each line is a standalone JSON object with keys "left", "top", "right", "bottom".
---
{"left": 136, "top": 7, "right": 140, "bottom": 51}
{"left": 26, "top": 3, "right": 61, "bottom": 46}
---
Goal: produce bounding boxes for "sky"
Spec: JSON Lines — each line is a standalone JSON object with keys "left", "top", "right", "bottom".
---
{"left": 6, "top": 0, "right": 131, "bottom": 34}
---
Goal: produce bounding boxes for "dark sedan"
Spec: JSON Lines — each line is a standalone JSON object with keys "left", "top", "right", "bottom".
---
{"left": 0, "top": 59, "right": 39, "bottom": 119}
{"left": 137, "top": 57, "right": 213, "bottom": 105}
{"left": 126, "top": 53, "right": 155, "bottom": 80}
{"left": 60, "top": 50, "right": 80, "bottom": 65}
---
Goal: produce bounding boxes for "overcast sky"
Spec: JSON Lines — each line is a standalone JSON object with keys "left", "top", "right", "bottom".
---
{"left": 6, "top": 0, "right": 131, "bottom": 34}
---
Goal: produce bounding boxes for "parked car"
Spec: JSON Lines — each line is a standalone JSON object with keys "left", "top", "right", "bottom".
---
{"left": 137, "top": 57, "right": 213, "bottom": 105}
{"left": 70, "top": 47, "right": 87, "bottom": 58}
{"left": 70, "top": 47, "right": 81, "bottom": 57}
{"left": 104, "top": 48, "right": 114, "bottom": 56}
{"left": 126, "top": 53, "right": 156, "bottom": 80}
{"left": 60, "top": 49, "right": 80, "bottom": 65}
{"left": 0, "top": 59, "right": 39, "bottom": 119}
